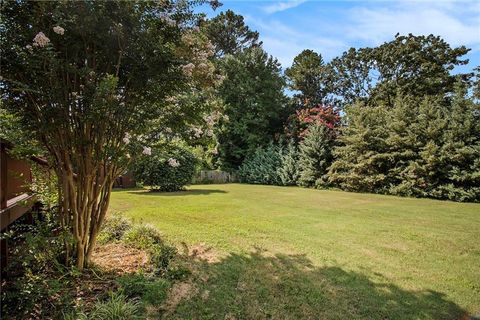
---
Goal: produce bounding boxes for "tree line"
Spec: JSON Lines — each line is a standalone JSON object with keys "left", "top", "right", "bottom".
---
{"left": 204, "top": 11, "right": 480, "bottom": 203}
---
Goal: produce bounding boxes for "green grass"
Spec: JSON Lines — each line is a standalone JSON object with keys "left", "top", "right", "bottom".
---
{"left": 109, "top": 184, "right": 480, "bottom": 319}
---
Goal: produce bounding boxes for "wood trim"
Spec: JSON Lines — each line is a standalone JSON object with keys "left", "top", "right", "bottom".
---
{"left": 0, "top": 193, "right": 36, "bottom": 231}
{"left": 1, "top": 143, "right": 7, "bottom": 210}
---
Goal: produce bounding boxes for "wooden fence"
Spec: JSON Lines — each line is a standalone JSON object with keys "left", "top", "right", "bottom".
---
{"left": 193, "top": 170, "right": 237, "bottom": 184}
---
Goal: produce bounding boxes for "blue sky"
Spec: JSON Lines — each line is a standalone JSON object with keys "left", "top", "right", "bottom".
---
{"left": 202, "top": 0, "right": 480, "bottom": 73}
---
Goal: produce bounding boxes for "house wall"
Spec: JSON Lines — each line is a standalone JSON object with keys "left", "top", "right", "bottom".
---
{"left": 113, "top": 172, "right": 136, "bottom": 188}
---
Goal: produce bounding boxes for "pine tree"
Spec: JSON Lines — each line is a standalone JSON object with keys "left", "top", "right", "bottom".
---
{"left": 328, "top": 104, "right": 390, "bottom": 192}
{"left": 298, "top": 124, "right": 335, "bottom": 188}
{"left": 278, "top": 140, "right": 300, "bottom": 186}
{"left": 435, "top": 84, "right": 480, "bottom": 201}
{"left": 237, "top": 142, "right": 283, "bottom": 185}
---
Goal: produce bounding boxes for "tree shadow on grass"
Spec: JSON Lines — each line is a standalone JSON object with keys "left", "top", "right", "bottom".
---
{"left": 126, "top": 189, "right": 228, "bottom": 197}
{"left": 170, "top": 248, "right": 466, "bottom": 320}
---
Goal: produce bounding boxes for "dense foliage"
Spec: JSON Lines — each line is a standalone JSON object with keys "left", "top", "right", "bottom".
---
{"left": 285, "top": 104, "right": 341, "bottom": 140}
{"left": 297, "top": 124, "right": 336, "bottom": 188}
{"left": 237, "top": 143, "right": 283, "bottom": 185}
{"left": 285, "top": 49, "right": 329, "bottom": 106}
{"left": 286, "top": 34, "right": 472, "bottom": 110}
{"left": 277, "top": 140, "right": 300, "bottom": 186}
{"left": 215, "top": 47, "right": 288, "bottom": 169}
{"left": 329, "top": 87, "right": 480, "bottom": 202}
{"left": 133, "top": 145, "right": 197, "bottom": 192}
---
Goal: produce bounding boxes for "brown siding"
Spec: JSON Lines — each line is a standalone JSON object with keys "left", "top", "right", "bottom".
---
{"left": 6, "top": 153, "right": 32, "bottom": 199}
{"left": 113, "top": 172, "right": 136, "bottom": 188}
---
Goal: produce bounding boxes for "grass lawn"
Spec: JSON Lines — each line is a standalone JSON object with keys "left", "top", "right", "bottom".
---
{"left": 109, "top": 184, "right": 480, "bottom": 319}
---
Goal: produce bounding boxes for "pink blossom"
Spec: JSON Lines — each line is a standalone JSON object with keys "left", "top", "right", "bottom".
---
{"left": 142, "top": 146, "right": 152, "bottom": 155}
{"left": 53, "top": 26, "right": 65, "bottom": 35}
{"left": 33, "top": 32, "right": 50, "bottom": 47}
{"left": 168, "top": 158, "right": 180, "bottom": 167}
{"left": 123, "top": 132, "right": 131, "bottom": 144}
{"left": 182, "top": 63, "right": 195, "bottom": 76}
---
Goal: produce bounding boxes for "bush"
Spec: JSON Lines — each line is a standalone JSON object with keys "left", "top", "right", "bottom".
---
{"left": 118, "top": 274, "right": 170, "bottom": 305}
{"left": 89, "top": 292, "right": 140, "bottom": 320}
{"left": 149, "top": 244, "right": 178, "bottom": 277}
{"left": 237, "top": 142, "right": 283, "bottom": 185}
{"left": 133, "top": 145, "right": 197, "bottom": 192}
{"left": 1, "top": 212, "right": 73, "bottom": 319}
{"left": 97, "top": 214, "right": 133, "bottom": 245}
{"left": 277, "top": 140, "right": 300, "bottom": 186}
{"left": 123, "top": 224, "right": 163, "bottom": 250}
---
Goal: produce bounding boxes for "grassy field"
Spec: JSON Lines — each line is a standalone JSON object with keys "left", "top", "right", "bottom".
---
{"left": 109, "top": 184, "right": 480, "bottom": 319}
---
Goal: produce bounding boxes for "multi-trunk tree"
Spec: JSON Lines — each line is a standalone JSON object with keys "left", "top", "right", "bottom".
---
{"left": 1, "top": 0, "right": 218, "bottom": 269}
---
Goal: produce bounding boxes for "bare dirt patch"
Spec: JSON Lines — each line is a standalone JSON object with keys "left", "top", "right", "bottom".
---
{"left": 161, "top": 281, "right": 198, "bottom": 317}
{"left": 185, "top": 242, "right": 220, "bottom": 263}
{"left": 92, "top": 243, "right": 149, "bottom": 274}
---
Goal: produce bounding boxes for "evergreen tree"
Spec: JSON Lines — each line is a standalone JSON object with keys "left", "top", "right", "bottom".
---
{"left": 437, "top": 84, "right": 480, "bottom": 201}
{"left": 327, "top": 104, "right": 391, "bottom": 192}
{"left": 237, "top": 142, "right": 283, "bottom": 185}
{"left": 298, "top": 124, "right": 335, "bottom": 188}
{"left": 328, "top": 88, "right": 480, "bottom": 202}
{"left": 203, "top": 9, "right": 261, "bottom": 57}
{"left": 277, "top": 140, "right": 300, "bottom": 186}
{"left": 285, "top": 50, "right": 329, "bottom": 106}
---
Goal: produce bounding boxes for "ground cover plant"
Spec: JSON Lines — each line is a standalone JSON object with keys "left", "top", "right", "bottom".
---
{"left": 109, "top": 184, "right": 480, "bottom": 319}
{"left": 1, "top": 212, "right": 190, "bottom": 319}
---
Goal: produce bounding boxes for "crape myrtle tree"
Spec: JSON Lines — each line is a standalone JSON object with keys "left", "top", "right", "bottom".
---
{"left": 0, "top": 0, "right": 219, "bottom": 270}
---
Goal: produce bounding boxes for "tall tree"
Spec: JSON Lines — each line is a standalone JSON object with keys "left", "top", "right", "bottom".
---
{"left": 328, "top": 34, "right": 471, "bottom": 108}
{"left": 216, "top": 47, "right": 287, "bottom": 169}
{"left": 285, "top": 49, "right": 330, "bottom": 106}
{"left": 1, "top": 0, "right": 217, "bottom": 269}
{"left": 327, "top": 104, "right": 391, "bottom": 192}
{"left": 202, "top": 9, "right": 261, "bottom": 57}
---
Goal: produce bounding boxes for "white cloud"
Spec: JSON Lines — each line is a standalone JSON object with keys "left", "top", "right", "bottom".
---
{"left": 246, "top": 16, "right": 347, "bottom": 68}
{"left": 347, "top": 2, "right": 480, "bottom": 48}
{"left": 242, "top": 1, "right": 480, "bottom": 69}
{"left": 263, "top": 0, "right": 307, "bottom": 14}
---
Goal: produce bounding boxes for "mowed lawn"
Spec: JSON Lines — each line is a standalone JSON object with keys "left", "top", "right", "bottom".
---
{"left": 109, "top": 184, "right": 480, "bottom": 319}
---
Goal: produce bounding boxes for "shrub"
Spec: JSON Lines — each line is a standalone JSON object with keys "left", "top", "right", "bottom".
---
{"left": 89, "top": 292, "right": 140, "bottom": 320}
{"left": 133, "top": 145, "right": 197, "bottom": 192}
{"left": 1, "top": 212, "right": 73, "bottom": 318}
{"left": 97, "top": 214, "right": 132, "bottom": 245}
{"left": 298, "top": 124, "right": 335, "bottom": 188}
{"left": 277, "top": 140, "right": 300, "bottom": 186}
{"left": 149, "top": 244, "right": 178, "bottom": 277}
{"left": 118, "top": 274, "right": 170, "bottom": 305}
{"left": 237, "top": 142, "right": 283, "bottom": 185}
{"left": 123, "top": 224, "right": 163, "bottom": 250}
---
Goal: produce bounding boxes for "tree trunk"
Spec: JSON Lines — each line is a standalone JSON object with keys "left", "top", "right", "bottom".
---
{"left": 56, "top": 156, "right": 118, "bottom": 271}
